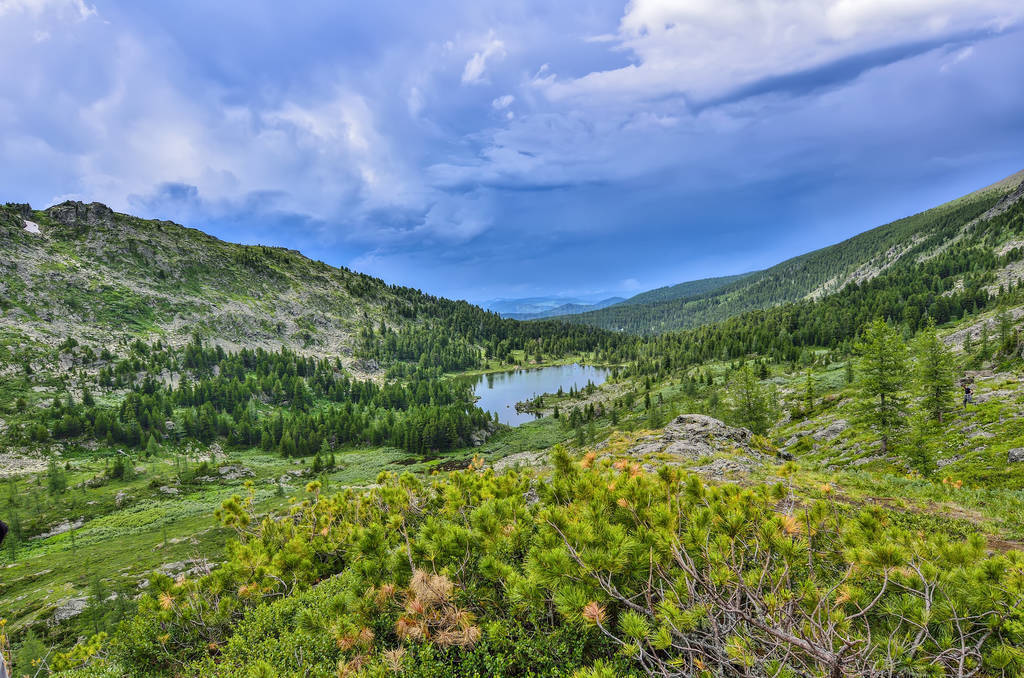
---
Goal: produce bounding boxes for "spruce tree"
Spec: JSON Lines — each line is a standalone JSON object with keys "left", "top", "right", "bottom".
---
{"left": 855, "top": 319, "right": 909, "bottom": 454}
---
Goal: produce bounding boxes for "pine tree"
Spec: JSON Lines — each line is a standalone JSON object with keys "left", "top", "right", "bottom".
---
{"left": 855, "top": 319, "right": 909, "bottom": 454}
{"left": 914, "top": 319, "right": 956, "bottom": 423}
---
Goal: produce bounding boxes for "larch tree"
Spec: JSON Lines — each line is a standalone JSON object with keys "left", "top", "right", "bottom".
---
{"left": 726, "top": 364, "right": 778, "bottom": 435}
{"left": 855, "top": 318, "right": 909, "bottom": 454}
{"left": 913, "top": 318, "right": 956, "bottom": 423}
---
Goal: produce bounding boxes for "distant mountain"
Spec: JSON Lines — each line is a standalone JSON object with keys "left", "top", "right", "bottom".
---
{"left": 504, "top": 297, "right": 626, "bottom": 320}
{"left": 556, "top": 169, "right": 1024, "bottom": 334}
{"left": 482, "top": 296, "right": 585, "bottom": 315}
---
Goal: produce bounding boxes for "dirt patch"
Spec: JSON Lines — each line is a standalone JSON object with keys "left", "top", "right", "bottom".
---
{"left": 434, "top": 458, "right": 472, "bottom": 472}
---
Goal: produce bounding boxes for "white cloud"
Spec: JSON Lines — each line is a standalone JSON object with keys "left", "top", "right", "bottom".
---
{"left": 491, "top": 94, "right": 515, "bottom": 110}
{"left": 0, "top": 0, "right": 95, "bottom": 20}
{"left": 941, "top": 45, "right": 975, "bottom": 72}
{"left": 421, "top": 192, "right": 492, "bottom": 242}
{"left": 539, "top": 0, "right": 1024, "bottom": 102}
{"left": 461, "top": 34, "right": 506, "bottom": 84}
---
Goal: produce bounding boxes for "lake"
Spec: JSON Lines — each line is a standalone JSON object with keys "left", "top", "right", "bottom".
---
{"left": 468, "top": 363, "right": 611, "bottom": 426}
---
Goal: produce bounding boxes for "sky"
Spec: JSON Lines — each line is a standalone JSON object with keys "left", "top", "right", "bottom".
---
{"left": 2, "top": 0, "right": 1024, "bottom": 305}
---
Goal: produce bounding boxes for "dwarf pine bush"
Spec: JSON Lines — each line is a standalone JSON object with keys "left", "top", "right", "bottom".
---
{"left": 54, "top": 448, "right": 1024, "bottom": 677}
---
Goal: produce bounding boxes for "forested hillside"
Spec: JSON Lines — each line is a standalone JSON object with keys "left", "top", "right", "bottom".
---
{"left": 560, "top": 171, "right": 1024, "bottom": 334}
{"left": 611, "top": 273, "right": 752, "bottom": 307}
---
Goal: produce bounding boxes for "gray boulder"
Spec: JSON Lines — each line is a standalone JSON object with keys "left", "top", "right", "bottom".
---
{"left": 1008, "top": 448, "right": 1024, "bottom": 463}
{"left": 620, "top": 414, "right": 770, "bottom": 476}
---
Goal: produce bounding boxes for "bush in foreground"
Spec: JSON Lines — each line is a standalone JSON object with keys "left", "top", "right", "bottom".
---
{"left": 56, "top": 448, "right": 1024, "bottom": 677}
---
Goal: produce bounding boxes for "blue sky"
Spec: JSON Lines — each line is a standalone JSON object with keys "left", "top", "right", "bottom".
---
{"left": 2, "top": 0, "right": 1023, "bottom": 304}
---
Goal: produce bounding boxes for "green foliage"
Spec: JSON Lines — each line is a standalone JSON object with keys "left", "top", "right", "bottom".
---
{"left": 52, "top": 455, "right": 1024, "bottom": 678}
{"left": 914, "top": 319, "right": 957, "bottom": 423}
{"left": 856, "top": 318, "right": 910, "bottom": 453}
{"left": 725, "top": 364, "right": 779, "bottom": 434}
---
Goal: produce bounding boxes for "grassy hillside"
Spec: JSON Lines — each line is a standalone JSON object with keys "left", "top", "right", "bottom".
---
{"left": 559, "top": 171, "right": 1023, "bottom": 334}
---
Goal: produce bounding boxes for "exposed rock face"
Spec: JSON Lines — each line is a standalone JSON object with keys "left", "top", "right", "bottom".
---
{"left": 1008, "top": 448, "right": 1024, "bottom": 463}
{"left": 158, "top": 558, "right": 215, "bottom": 581}
{"left": 47, "top": 201, "right": 115, "bottom": 228}
{"left": 468, "top": 421, "right": 498, "bottom": 447}
{"left": 491, "top": 449, "right": 547, "bottom": 473}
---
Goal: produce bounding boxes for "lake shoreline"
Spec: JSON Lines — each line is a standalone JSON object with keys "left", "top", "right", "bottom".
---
{"left": 465, "top": 363, "right": 613, "bottom": 426}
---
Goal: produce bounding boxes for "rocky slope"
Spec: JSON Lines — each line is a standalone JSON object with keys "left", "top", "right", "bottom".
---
{"left": 0, "top": 201, "right": 469, "bottom": 375}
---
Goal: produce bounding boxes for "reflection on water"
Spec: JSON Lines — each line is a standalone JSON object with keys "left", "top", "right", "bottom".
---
{"left": 468, "top": 363, "right": 611, "bottom": 426}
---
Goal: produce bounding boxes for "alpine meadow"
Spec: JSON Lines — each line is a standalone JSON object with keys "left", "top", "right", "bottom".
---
{"left": 2, "top": 2, "right": 1024, "bottom": 678}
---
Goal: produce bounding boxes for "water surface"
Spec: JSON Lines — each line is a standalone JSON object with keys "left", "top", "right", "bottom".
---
{"left": 468, "top": 363, "right": 611, "bottom": 426}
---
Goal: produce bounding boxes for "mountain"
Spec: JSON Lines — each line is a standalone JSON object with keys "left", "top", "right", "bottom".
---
{"left": 482, "top": 296, "right": 579, "bottom": 315}
{"left": 0, "top": 201, "right": 617, "bottom": 377}
{"left": 482, "top": 295, "right": 625, "bottom": 317}
{"left": 503, "top": 296, "right": 626, "bottom": 320}
{"left": 556, "top": 169, "right": 1024, "bottom": 334}
{"left": 2, "top": 201, "right": 406, "bottom": 360}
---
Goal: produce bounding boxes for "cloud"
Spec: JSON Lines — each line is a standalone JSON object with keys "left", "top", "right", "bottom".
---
{"left": 491, "top": 94, "right": 515, "bottom": 110}
{"left": 538, "top": 0, "right": 1024, "bottom": 103}
{"left": 461, "top": 34, "right": 506, "bottom": 84}
{"left": 1, "top": 0, "right": 1023, "bottom": 302}
{"left": 0, "top": 0, "right": 95, "bottom": 20}
{"left": 941, "top": 45, "right": 976, "bottom": 72}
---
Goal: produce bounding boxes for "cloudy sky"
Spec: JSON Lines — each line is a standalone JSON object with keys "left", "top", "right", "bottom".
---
{"left": 2, "top": 0, "right": 1023, "bottom": 304}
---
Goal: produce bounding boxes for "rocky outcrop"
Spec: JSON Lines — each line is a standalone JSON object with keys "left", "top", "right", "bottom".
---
{"left": 1008, "top": 448, "right": 1024, "bottom": 463}
{"left": 628, "top": 414, "right": 760, "bottom": 458}
{"left": 31, "top": 518, "right": 85, "bottom": 540}
{"left": 217, "top": 464, "right": 255, "bottom": 480}
{"left": 468, "top": 421, "right": 498, "bottom": 447}
{"left": 46, "top": 201, "right": 115, "bottom": 229}
{"left": 49, "top": 596, "right": 88, "bottom": 625}
{"left": 622, "top": 414, "right": 772, "bottom": 478}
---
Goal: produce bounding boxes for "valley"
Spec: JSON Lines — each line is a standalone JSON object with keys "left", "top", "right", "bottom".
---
{"left": 2, "top": 169, "right": 1024, "bottom": 676}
